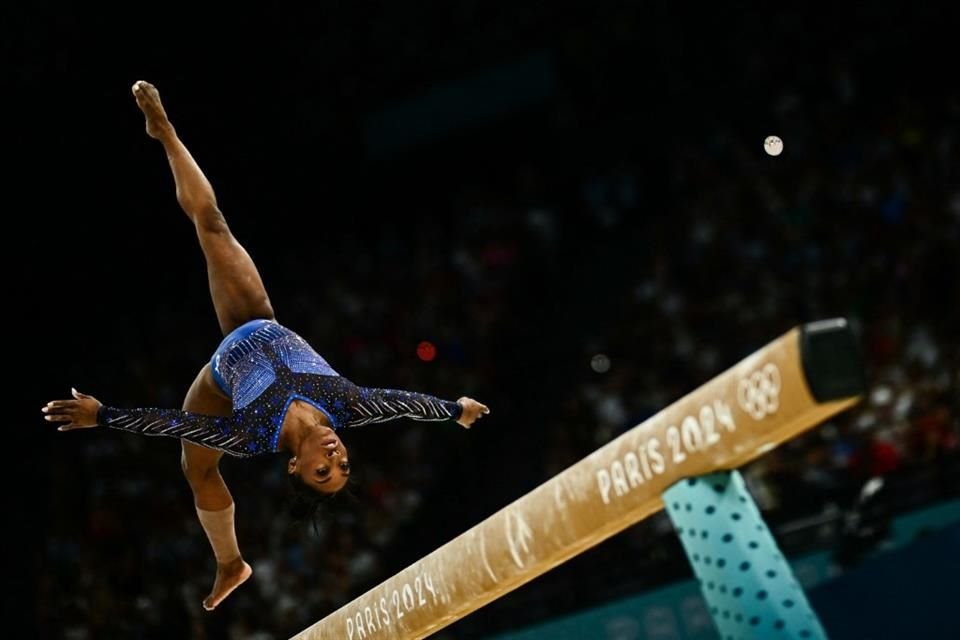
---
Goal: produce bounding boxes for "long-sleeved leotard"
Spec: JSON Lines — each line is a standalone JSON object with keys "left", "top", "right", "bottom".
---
{"left": 97, "top": 320, "right": 462, "bottom": 457}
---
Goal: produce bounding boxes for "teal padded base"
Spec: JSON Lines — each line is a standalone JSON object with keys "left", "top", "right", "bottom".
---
{"left": 663, "top": 471, "right": 828, "bottom": 640}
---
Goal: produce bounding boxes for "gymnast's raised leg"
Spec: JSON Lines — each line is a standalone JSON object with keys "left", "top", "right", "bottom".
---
{"left": 133, "top": 80, "right": 275, "bottom": 610}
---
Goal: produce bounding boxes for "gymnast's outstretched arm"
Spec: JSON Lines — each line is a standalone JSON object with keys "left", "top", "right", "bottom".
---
{"left": 346, "top": 386, "right": 490, "bottom": 429}
{"left": 42, "top": 389, "right": 257, "bottom": 457}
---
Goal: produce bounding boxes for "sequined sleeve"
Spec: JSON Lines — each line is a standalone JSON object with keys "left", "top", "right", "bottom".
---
{"left": 96, "top": 405, "right": 256, "bottom": 458}
{"left": 344, "top": 387, "right": 463, "bottom": 427}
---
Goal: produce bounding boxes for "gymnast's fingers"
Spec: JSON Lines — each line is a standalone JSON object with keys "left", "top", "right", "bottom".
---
{"left": 45, "top": 399, "right": 78, "bottom": 410}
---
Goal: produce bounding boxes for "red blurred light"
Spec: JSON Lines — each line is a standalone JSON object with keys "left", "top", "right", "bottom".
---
{"left": 416, "top": 340, "right": 437, "bottom": 362}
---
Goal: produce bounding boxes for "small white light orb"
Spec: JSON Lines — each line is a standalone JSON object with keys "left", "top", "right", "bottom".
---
{"left": 764, "top": 135, "right": 784, "bottom": 156}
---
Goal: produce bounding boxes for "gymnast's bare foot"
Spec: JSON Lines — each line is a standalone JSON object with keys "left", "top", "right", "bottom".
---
{"left": 202, "top": 557, "right": 253, "bottom": 611}
{"left": 132, "top": 80, "right": 174, "bottom": 141}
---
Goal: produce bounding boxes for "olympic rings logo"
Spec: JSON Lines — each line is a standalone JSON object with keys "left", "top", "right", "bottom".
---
{"left": 737, "top": 363, "right": 781, "bottom": 420}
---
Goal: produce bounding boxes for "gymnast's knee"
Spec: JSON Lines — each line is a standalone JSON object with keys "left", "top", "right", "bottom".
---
{"left": 192, "top": 204, "right": 231, "bottom": 236}
{"left": 181, "top": 449, "right": 220, "bottom": 487}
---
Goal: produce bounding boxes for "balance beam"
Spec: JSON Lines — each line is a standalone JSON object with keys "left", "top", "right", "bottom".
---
{"left": 291, "top": 318, "right": 864, "bottom": 639}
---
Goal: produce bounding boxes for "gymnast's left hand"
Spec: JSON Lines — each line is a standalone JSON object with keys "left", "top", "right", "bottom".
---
{"left": 42, "top": 388, "right": 102, "bottom": 431}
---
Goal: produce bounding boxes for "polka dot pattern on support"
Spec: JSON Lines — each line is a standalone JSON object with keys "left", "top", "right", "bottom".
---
{"left": 662, "top": 470, "right": 829, "bottom": 639}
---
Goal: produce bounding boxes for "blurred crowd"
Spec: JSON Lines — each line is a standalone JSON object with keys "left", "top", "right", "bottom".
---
{"left": 30, "top": 3, "right": 957, "bottom": 639}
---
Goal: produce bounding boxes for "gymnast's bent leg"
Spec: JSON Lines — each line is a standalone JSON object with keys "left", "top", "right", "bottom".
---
{"left": 181, "top": 367, "right": 251, "bottom": 610}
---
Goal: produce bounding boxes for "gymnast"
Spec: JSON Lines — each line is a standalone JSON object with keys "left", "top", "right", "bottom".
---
{"left": 42, "top": 80, "right": 490, "bottom": 611}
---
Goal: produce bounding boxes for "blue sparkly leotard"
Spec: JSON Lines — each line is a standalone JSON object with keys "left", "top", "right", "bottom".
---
{"left": 96, "top": 319, "right": 463, "bottom": 457}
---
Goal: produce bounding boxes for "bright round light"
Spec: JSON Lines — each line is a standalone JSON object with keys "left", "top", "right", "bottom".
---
{"left": 764, "top": 135, "right": 784, "bottom": 156}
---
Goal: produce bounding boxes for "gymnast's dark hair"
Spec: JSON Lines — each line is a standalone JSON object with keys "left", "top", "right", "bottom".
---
{"left": 286, "top": 473, "right": 357, "bottom": 535}
{"left": 287, "top": 473, "right": 329, "bottom": 533}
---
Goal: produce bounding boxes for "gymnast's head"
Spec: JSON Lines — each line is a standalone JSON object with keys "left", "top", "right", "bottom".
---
{"left": 287, "top": 424, "right": 351, "bottom": 495}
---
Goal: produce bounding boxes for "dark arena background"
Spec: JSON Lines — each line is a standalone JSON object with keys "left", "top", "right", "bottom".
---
{"left": 12, "top": 2, "right": 958, "bottom": 639}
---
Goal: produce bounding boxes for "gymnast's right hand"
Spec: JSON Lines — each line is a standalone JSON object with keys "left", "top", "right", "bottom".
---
{"left": 456, "top": 397, "right": 490, "bottom": 429}
{"left": 42, "top": 388, "right": 102, "bottom": 431}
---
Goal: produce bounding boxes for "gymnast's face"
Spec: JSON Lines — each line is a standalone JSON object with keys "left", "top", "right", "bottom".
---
{"left": 288, "top": 428, "right": 351, "bottom": 494}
